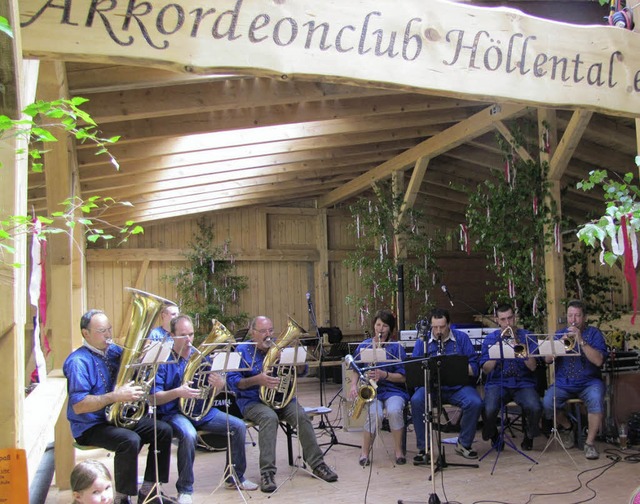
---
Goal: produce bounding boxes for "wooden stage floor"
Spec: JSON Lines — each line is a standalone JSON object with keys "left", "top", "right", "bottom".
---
{"left": 47, "top": 378, "right": 640, "bottom": 504}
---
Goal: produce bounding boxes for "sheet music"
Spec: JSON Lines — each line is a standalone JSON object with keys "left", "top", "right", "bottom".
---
{"left": 359, "top": 348, "right": 391, "bottom": 363}
{"left": 488, "top": 343, "right": 516, "bottom": 359}
{"left": 211, "top": 351, "right": 242, "bottom": 372}
{"left": 537, "top": 338, "right": 580, "bottom": 357}
{"left": 279, "top": 346, "right": 307, "bottom": 365}
{"left": 141, "top": 340, "right": 172, "bottom": 364}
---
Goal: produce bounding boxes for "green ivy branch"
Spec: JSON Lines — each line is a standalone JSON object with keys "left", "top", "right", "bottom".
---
{"left": 345, "top": 182, "right": 442, "bottom": 325}
{"left": 0, "top": 98, "right": 143, "bottom": 265}
{"left": 465, "top": 129, "right": 557, "bottom": 333}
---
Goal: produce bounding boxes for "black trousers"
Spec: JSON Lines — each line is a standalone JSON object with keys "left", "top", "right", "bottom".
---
{"left": 76, "top": 417, "right": 172, "bottom": 496}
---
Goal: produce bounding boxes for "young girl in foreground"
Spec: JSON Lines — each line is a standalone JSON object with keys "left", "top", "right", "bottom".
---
{"left": 71, "top": 460, "right": 113, "bottom": 504}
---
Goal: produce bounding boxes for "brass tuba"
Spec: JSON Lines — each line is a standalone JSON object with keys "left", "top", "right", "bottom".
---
{"left": 180, "top": 319, "right": 236, "bottom": 421}
{"left": 259, "top": 316, "right": 305, "bottom": 410}
{"left": 105, "top": 288, "right": 176, "bottom": 428}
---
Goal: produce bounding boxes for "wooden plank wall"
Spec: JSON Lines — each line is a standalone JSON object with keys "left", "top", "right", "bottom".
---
{"left": 84, "top": 206, "right": 633, "bottom": 342}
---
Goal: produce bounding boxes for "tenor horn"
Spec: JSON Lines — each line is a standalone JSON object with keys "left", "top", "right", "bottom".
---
{"left": 259, "top": 316, "right": 305, "bottom": 410}
{"left": 105, "top": 288, "right": 176, "bottom": 428}
{"left": 180, "top": 319, "right": 235, "bottom": 421}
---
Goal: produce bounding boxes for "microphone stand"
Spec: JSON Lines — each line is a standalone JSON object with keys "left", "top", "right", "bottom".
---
{"left": 307, "top": 293, "right": 359, "bottom": 454}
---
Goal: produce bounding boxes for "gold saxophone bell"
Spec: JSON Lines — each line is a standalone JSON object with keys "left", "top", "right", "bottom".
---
{"left": 259, "top": 316, "right": 306, "bottom": 409}
{"left": 350, "top": 381, "right": 377, "bottom": 420}
{"left": 105, "top": 288, "right": 176, "bottom": 429}
{"left": 180, "top": 319, "right": 236, "bottom": 421}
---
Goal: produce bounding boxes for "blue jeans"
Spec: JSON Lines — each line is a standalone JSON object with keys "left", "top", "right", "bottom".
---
{"left": 484, "top": 386, "right": 542, "bottom": 438}
{"left": 411, "top": 386, "right": 483, "bottom": 450}
{"left": 163, "top": 411, "right": 247, "bottom": 494}
{"left": 542, "top": 380, "right": 605, "bottom": 418}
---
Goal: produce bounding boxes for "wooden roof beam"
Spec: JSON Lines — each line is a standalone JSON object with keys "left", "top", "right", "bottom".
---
{"left": 317, "top": 103, "right": 528, "bottom": 208}
{"left": 549, "top": 109, "right": 593, "bottom": 180}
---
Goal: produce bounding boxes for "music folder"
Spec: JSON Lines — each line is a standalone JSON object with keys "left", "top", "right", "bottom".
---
{"left": 404, "top": 355, "right": 469, "bottom": 389}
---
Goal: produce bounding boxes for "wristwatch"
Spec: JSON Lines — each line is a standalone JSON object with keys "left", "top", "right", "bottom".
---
{"left": 580, "top": 340, "right": 587, "bottom": 347}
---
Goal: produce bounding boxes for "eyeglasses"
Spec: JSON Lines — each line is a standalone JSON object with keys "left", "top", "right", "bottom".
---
{"left": 93, "top": 327, "right": 113, "bottom": 334}
{"left": 256, "top": 328, "right": 274, "bottom": 335}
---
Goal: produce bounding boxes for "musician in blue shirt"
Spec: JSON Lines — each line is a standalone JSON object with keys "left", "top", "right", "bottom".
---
{"left": 480, "top": 304, "right": 541, "bottom": 451}
{"left": 63, "top": 309, "right": 173, "bottom": 504}
{"left": 410, "top": 308, "right": 482, "bottom": 462}
{"left": 542, "top": 300, "right": 608, "bottom": 460}
{"left": 227, "top": 316, "right": 338, "bottom": 493}
{"left": 349, "top": 309, "right": 409, "bottom": 466}
{"left": 151, "top": 314, "right": 257, "bottom": 503}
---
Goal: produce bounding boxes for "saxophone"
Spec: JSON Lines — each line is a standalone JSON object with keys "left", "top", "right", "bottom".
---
{"left": 179, "top": 319, "right": 235, "bottom": 421}
{"left": 259, "top": 316, "right": 305, "bottom": 410}
{"left": 106, "top": 288, "right": 176, "bottom": 428}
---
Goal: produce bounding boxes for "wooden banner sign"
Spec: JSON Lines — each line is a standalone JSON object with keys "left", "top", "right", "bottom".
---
{"left": 0, "top": 449, "right": 28, "bottom": 503}
{"left": 18, "top": 0, "right": 640, "bottom": 115}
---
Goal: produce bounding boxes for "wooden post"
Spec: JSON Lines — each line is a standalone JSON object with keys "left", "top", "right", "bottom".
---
{"left": 315, "top": 209, "right": 330, "bottom": 327}
{"left": 538, "top": 109, "right": 565, "bottom": 332}
{"left": 0, "top": 0, "right": 28, "bottom": 453}
{"left": 36, "top": 60, "right": 85, "bottom": 488}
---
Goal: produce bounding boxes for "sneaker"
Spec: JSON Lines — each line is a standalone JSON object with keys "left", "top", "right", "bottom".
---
{"left": 312, "top": 462, "right": 338, "bottom": 482}
{"left": 176, "top": 494, "right": 192, "bottom": 504}
{"left": 260, "top": 473, "right": 277, "bottom": 493}
{"left": 521, "top": 436, "right": 533, "bottom": 451}
{"left": 455, "top": 440, "right": 478, "bottom": 459}
{"left": 558, "top": 426, "right": 575, "bottom": 449}
{"left": 584, "top": 443, "right": 599, "bottom": 460}
{"left": 413, "top": 450, "right": 429, "bottom": 466}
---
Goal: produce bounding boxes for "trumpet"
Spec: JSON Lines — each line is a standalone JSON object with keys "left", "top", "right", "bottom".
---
{"left": 564, "top": 322, "right": 579, "bottom": 351}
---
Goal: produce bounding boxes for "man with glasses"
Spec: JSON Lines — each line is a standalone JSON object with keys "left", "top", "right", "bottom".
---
{"left": 227, "top": 315, "right": 338, "bottom": 493}
{"left": 63, "top": 309, "right": 174, "bottom": 504}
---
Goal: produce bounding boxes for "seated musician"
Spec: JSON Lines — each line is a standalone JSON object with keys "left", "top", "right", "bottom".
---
{"left": 410, "top": 307, "right": 483, "bottom": 461}
{"left": 227, "top": 315, "right": 338, "bottom": 493}
{"left": 542, "top": 300, "right": 608, "bottom": 460}
{"left": 63, "top": 309, "right": 173, "bottom": 504}
{"left": 349, "top": 309, "right": 408, "bottom": 466}
{"left": 151, "top": 314, "right": 258, "bottom": 504}
{"left": 480, "top": 303, "right": 542, "bottom": 451}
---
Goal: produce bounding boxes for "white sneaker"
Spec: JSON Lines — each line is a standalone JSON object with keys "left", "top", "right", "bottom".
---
{"left": 225, "top": 478, "right": 259, "bottom": 491}
{"left": 177, "top": 493, "right": 193, "bottom": 504}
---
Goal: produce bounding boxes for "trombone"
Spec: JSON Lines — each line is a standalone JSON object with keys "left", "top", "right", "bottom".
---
{"left": 500, "top": 326, "right": 529, "bottom": 358}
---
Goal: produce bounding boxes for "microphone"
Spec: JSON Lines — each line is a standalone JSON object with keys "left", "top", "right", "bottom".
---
{"left": 441, "top": 284, "right": 454, "bottom": 306}
{"left": 345, "top": 355, "right": 366, "bottom": 381}
{"left": 306, "top": 292, "right": 312, "bottom": 313}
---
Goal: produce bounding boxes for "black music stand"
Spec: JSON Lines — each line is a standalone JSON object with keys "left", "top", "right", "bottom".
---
{"left": 423, "top": 355, "right": 478, "bottom": 475}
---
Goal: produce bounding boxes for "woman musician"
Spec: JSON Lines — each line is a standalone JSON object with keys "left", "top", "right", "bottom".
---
{"left": 349, "top": 309, "right": 408, "bottom": 466}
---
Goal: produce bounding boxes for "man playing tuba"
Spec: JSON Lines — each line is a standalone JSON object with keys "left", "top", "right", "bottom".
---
{"left": 227, "top": 315, "right": 338, "bottom": 493}
{"left": 63, "top": 310, "right": 174, "bottom": 504}
{"left": 151, "top": 314, "right": 258, "bottom": 504}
